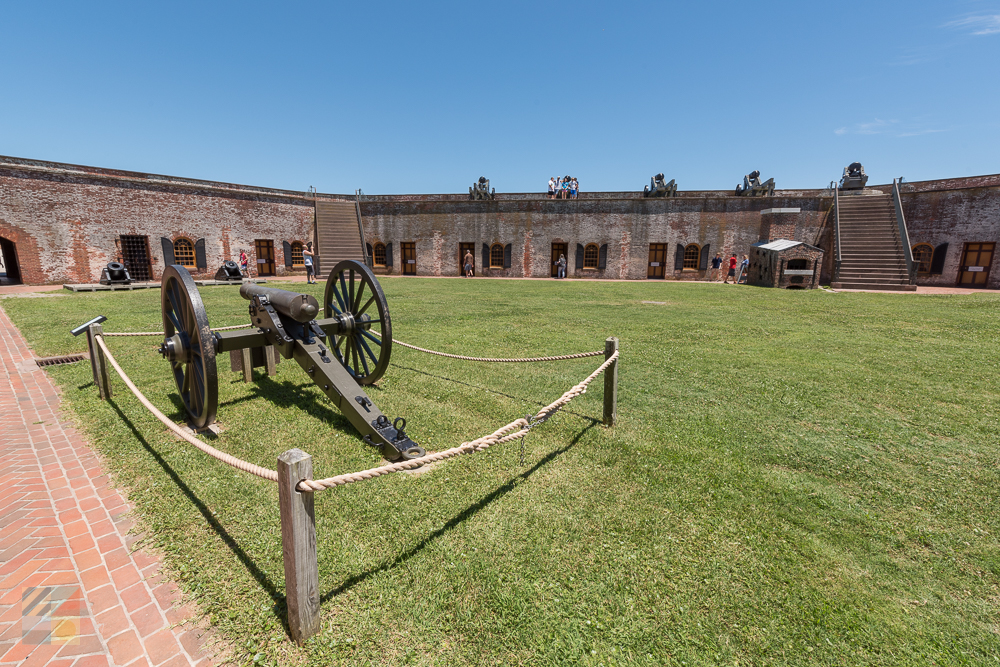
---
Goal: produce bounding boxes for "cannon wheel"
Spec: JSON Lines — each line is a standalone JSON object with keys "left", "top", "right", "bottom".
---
{"left": 161, "top": 265, "right": 218, "bottom": 428}
{"left": 323, "top": 260, "right": 392, "bottom": 385}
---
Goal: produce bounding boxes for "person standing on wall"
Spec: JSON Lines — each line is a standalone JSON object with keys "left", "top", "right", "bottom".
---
{"left": 464, "top": 249, "right": 474, "bottom": 278}
{"left": 303, "top": 242, "right": 316, "bottom": 284}
{"left": 709, "top": 253, "right": 723, "bottom": 281}
{"left": 724, "top": 253, "right": 738, "bottom": 284}
{"left": 548, "top": 177, "right": 557, "bottom": 199}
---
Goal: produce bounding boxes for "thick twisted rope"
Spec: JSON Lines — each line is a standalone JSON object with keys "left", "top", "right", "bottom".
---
{"left": 102, "top": 323, "right": 252, "bottom": 337}
{"left": 389, "top": 337, "right": 604, "bottom": 362}
{"left": 297, "top": 350, "right": 618, "bottom": 491}
{"left": 103, "top": 324, "right": 602, "bottom": 363}
{"left": 94, "top": 335, "right": 279, "bottom": 482}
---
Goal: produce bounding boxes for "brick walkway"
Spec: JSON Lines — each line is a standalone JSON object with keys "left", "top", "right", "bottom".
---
{"left": 0, "top": 305, "right": 216, "bottom": 666}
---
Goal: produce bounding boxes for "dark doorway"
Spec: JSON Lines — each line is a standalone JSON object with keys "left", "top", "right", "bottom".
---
{"left": 648, "top": 244, "right": 667, "bottom": 279}
{"left": 459, "top": 242, "right": 475, "bottom": 276}
{"left": 255, "top": 239, "right": 276, "bottom": 276}
{"left": 958, "top": 242, "right": 994, "bottom": 286}
{"left": 401, "top": 242, "right": 417, "bottom": 275}
{"left": 0, "top": 237, "right": 22, "bottom": 284}
{"left": 551, "top": 243, "right": 567, "bottom": 277}
{"left": 119, "top": 235, "right": 152, "bottom": 281}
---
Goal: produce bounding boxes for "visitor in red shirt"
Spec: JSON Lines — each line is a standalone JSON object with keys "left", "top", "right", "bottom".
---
{"left": 724, "top": 254, "right": 738, "bottom": 283}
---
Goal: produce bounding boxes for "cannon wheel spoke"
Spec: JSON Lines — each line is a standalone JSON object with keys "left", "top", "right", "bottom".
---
{"left": 323, "top": 260, "right": 392, "bottom": 385}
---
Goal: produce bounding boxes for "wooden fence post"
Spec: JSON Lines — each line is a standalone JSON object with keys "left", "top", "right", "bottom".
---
{"left": 85, "top": 324, "right": 112, "bottom": 400}
{"left": 277, "top": 449, "right": 320, "bottom": 644}
{"left": 603, "top": 337, "right": 618, "bottom": 427}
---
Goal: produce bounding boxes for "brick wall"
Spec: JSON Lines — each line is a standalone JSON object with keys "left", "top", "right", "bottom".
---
{"left": 0, "top": 157, "right": 321, "bottom": 284}
{"left": 360, "top": 197, "right": 833, "bottom": 281}
{"left": 2, "top": 155, "right": 997, "bottom": 289}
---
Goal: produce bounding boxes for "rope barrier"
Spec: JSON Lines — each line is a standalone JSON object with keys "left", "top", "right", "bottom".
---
{"left": 94, "top": 335, "right": 279, "bottom": 482}
{"left": 102, "top": 324, "right": 602, "bottom": 363}
{"left": 102, "top": 323, "right": 252, "bottom": 337}
{"left": 388, "top": 337, "right": 604, "bottom": 362}
{"left": 92, "top": 333, "right": 617, "bottom": 492}
{"left": 296, "top": 350, "right": 618, "bottom": 492}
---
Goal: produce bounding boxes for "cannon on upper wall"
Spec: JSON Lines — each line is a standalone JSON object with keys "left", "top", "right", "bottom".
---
{"left": 839, "top": 162, "right": 868, "bottom": 190}
{"left": 470, "top": 176, "right": 495, "bottom": 200}
{"left": 735, "top": 170, "right": 775, "bottom": 197}
{"left": 643, "top": 174, "right": 678, "bottom": 198}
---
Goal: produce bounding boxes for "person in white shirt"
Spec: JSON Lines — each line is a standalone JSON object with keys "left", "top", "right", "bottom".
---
{"left": 548, "top": 177, "right": 557, "bottom": 199}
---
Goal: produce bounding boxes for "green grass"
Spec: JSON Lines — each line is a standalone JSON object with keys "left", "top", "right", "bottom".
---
{"left": 5, "top": 279, "right": 1000, "bottom": 666}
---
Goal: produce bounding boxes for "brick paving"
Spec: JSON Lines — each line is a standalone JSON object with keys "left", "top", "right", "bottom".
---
{"left": 0, "top": 305, "right": 217, "bottom": 666}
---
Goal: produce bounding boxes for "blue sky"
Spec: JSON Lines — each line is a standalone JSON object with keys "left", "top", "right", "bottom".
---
{"left": 2, "top": 1, "right": 998, "bottom": 193}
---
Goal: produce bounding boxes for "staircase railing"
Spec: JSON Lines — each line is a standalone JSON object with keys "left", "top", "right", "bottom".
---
{"left": 833, "top": 186, "right": 842, "bottom": 282}
{"left": 355, "top": 190, "right": 372, "bottom": 267}
{"left": 892, "top": 179, "right": 916, "bottom": 284}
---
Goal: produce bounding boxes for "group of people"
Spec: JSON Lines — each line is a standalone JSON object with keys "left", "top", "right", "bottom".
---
{"left": 548, "top": 176, "right": 579, "bottom": 199}
{"left": 709, "top": 253, "right": 749, "bottom": 284}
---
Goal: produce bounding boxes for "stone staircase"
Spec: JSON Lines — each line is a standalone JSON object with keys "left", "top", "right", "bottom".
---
{"left": 315, "top": 200, "right": 367, "bottom": 273}
{"left": 833, "top": 193, "right": 916, "bottom": 291}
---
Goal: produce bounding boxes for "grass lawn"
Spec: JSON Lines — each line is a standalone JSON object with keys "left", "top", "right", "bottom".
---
{"left": 4, "top": 278, "right": 1000, "bottom": 666}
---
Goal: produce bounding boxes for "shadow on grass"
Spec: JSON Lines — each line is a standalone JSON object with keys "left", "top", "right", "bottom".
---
{"left": 106, "top": 399, "right": 290, "bottom": 631}
{"left": 391, "top": 363, "right": 599, "bottom": 423}
{"left": 321, "top": 421, "right": 598, "bottom": 602}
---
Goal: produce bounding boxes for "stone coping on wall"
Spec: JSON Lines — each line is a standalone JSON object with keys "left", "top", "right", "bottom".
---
{"left": 3, "top": 154, "right": 998, "bottom": 202}
{"left": 0, "top": 154, "right": 352, "bottom": 204}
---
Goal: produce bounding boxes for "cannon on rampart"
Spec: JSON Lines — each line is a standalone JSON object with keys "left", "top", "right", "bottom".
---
{"left": 736, "top": 170, "right": 775, "bottom": 197}
{"left": 470, "top": 176, "right": 495, "bottom": 200}
{"left": 839, "top": 162, "right": 868, "bottom": 190}
{"left": 643, "top": 174, "right": 678, "bottom": 197}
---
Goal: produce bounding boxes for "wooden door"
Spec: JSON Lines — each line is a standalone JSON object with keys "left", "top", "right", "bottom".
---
{"left": 551, "top": 243, "right": 567, "bottom": 277}
{"left": 958, "top": 242, "right": 994, "bottom": 286}
{"left": 119, "top": 235, "right": 152, "bottom": 281}
{"left": 255, "top": 239, "right": 275, "bottom": 276}
{"left": 648, "top": 244, "right": 667, "bottom": 279}
{"left": 401, "top": 242, "right": 417, "bottom": 275}
{"left": 459, "top": 243, "right": 475, "bottom": 275}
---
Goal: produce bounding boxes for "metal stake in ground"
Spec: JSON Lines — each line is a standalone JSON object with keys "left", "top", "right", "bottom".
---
{"left": 278, "top": 449, "right": 320, "bottom": 644}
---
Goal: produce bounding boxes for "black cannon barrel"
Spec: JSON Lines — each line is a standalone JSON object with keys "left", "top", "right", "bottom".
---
{"left": 240, "top": 284, "right": 319, "bottom": 323}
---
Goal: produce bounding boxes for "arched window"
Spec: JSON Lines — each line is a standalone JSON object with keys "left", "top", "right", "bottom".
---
{"left": 373, "top": 242, "right": 387, "bottom": 267}
{"left": 173, "top": 238, "right": 196, "bottom": 268}
{"left": 290, "top": 242, "right": 304, "bottom": 267}
{"left": 490, "top": 243, "right": 504, "bottom": 268}
{"left": 786, "top": 258, "right": 808, "bottom": 271}
{"left": 912, "top": 244, "right": 933, "bottom": 274}
{"left": 584, "top": 244, "right": 599, "bottom": 269}
{"left": 683, "top": 244, "right": 700, "bottom": 270}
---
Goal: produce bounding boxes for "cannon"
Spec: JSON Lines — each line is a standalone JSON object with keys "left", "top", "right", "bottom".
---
{"left": 469, "top": 176, "right": 495, "bottom": 200}
{"left": 735, "top": 170, "right": 775, "bottom": 197}
{"left": 839, "top": 162, "right": 868, "bottom": 190}
{"left": 158, "top": 260, "right": 425, "bottom": 462}
{"left": 214, "top": 260, "right": 243, "bottom": 282}
{"left": 643, "top": 174, "right": 678, "bottom": 198}
{"left": 99, "top": 262, "right": 133, "bottom": 285}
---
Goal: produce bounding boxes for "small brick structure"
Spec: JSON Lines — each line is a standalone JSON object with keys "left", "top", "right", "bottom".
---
{"left": 747, "top": 239, "right": 824, "bottom": 289}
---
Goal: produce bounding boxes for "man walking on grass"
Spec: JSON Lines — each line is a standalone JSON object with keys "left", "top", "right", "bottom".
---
{"left": 709, "top": 253, "right": 723, "bottom": 281}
